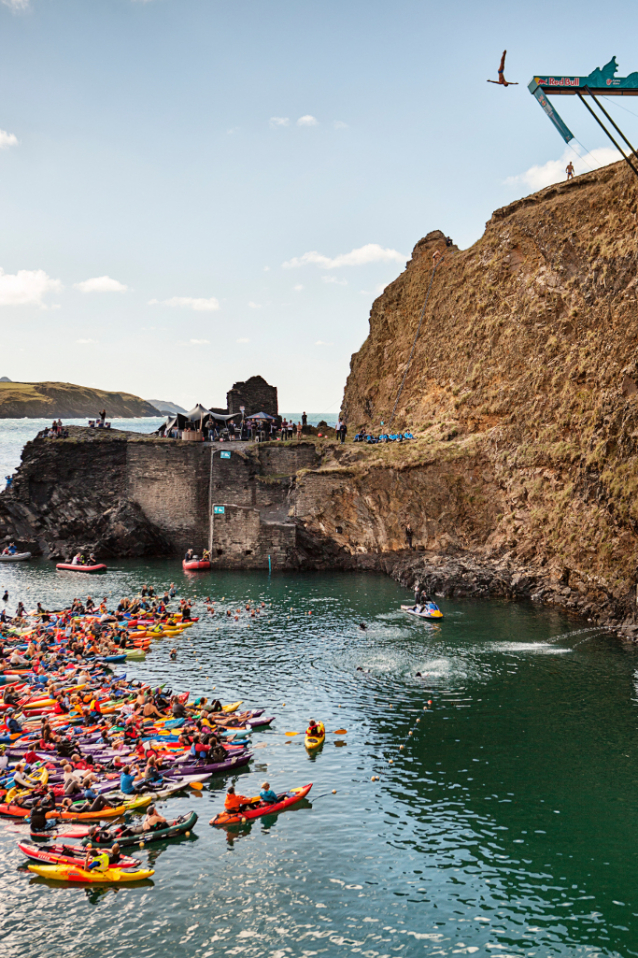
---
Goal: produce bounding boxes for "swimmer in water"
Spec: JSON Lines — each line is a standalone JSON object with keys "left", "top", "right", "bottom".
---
{"left": 169, "top": 649, "right": 177, "bottom": 660}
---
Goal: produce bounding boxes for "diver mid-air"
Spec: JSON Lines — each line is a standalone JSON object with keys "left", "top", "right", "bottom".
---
{"left": 487, "top": 50, "right": 518, "bottom": 87}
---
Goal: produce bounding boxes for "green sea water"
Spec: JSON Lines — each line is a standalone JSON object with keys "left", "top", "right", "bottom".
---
{"left": 0, "top": 560, "right": 636, "bottom": 957}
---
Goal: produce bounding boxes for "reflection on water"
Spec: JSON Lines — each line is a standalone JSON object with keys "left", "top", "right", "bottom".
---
{"left": 0, "top": 560, "right": 636, "bottom": 957}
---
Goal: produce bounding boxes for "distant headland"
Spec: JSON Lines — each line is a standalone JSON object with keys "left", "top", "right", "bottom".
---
{"left": 0, "top": 381, "right": 160, "bottom": 418}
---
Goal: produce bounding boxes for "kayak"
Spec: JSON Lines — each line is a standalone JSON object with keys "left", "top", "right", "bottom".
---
{"left": 212, "top": 783, "right": 312, "bottom": 826}
{"left": 81, "top": 810, "right": 198, "bottom": 848}
{"left": 18, "top": 839, "right": 141, "bottom": 869}
{"left": 27, "top": 863, "right": 154, "bottom": 883}
{"left": 182, "top": 559, "right": 211, "bottom": 572}
{"left": 0, "top": 793, "right": 151, "bottom": 821}
{"left": 0, "top": 552, "right": 31, "bottom": 562}
{"left": 56, "top": 563, "right": 107, "bottom": 574}
{"left": 401, "top": 602, "right": 444, "bottom": 621}
{"left": 304, "top": 722, "right": 325, "bottom": 751}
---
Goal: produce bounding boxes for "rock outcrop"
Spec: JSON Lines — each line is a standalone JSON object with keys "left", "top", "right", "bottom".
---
{"left": 334, "top": 159, "right": 638, "bottom": 634}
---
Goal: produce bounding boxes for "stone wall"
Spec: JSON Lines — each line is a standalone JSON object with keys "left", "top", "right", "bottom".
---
{"left": 226, "top": 376, "right": 278, "bottom": 417}
{"left": 126, "top": 442, "right": 211, "bottom": 555}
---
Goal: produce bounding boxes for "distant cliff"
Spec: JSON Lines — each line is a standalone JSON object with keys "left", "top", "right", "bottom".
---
{"left": 0, "top": 382, "right": 160, "bottom": 418}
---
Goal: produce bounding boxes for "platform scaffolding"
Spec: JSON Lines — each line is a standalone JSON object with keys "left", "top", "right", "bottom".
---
{"left": 528, "top": 56, "right": 638, "bottom": 179}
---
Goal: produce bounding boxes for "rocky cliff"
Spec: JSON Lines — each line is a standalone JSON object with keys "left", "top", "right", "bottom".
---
{"left": 0, "top": 382, "right": 160, "bottom": 418}
{"left": 331, "top": 159, "right": 638, "bottom": 633}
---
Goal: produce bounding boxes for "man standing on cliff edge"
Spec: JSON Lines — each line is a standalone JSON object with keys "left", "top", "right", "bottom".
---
{"left": 405, "top": 523, "right": 413, "bottom": 549}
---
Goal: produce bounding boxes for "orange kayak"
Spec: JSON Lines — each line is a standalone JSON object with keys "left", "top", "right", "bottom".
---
{"left": 212, "top": 783, "right": 312, "bottom": 826}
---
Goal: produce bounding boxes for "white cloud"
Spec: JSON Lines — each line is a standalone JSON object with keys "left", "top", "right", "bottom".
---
{"left": 74, "top": 275, "right": 128, "bottom": 293}
{"left": 297, "top": 115, "right": 318, "bottom": 127}
{"left": 76, "top": 338, "right": 97, "bottom": 344}
{"left": 315, "top": 340, "right": 333, "bottom": 346}
{"left": 0, "top": 267, "right": 62, "bottom": 307}
{"left": 1, "top": 0, "right": 29, "bottom": 10}
{"left": 283, "top": 243, "right": 405, "bottom": 270}
{"left": 293, "top": 284, "right": 304, "bottom": 291}
{"left": 248, "top": 301, "right": 262, "bottom": 309}
{"left": 236, "top": 337, "right": 250, "bottom": 343}
{"left": 0, "top": 130, "right": 18, "bottom": 149}
{"left": 322, "top": 275, "right": 347, "bottom": 286}
{"left": 226, "top": 127, "right": 240, "bottom": 135}
{"left": 270, "top": 117, "right": 290, "bottom": 128}
{"left": 190, "top": 338, "right": 210, "bottom": 345}
{"left": 263, "top": 266, "right": 271, "bottom": 272}
{"left": 148, "top": 296, "right": 220, "bottom": 312}
{"left": 506, "top": 145, "right": 621, "bottom": 192}
{"left": 333, "top": 121, "right": 348, "bottom": 130}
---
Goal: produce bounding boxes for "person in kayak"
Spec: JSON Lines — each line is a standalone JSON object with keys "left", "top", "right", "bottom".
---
{"left": 259, "top": 782, "right": 279, "bottom": 804}
{"left": 142, "top": 804, "right": 167, "bottom": 831}
{"left": 306, "top": 720, "right": 321, "bottom": 738}
{"left": 119, "top": 764, "right": 142, "bottom": 795}
{"left": 83, "top": 845, "right": 111, "bottom": 872}
{"left": 225, "top": 785, "right": 253, "bottom": 810}
{"left": 29, "top": 801, "right": 56, "bottom": 834}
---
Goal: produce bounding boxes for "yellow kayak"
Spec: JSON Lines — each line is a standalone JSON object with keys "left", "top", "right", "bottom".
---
{"left": 305, "top": 721, "right": 326, "bottom": 751}
{"left": 6, "top": 767, "right": 49, "bottom": 804}
{"left": 28, "top": 863, "right": 155, "bottom": 883}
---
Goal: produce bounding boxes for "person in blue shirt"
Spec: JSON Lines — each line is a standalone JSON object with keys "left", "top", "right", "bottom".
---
{"left": 6, "top": 711, "right": 22, "bottom": 735}
{"left": 119, "top": 764, "right": 138, "bottom": 795}
{"left": 260, "top": 781, "right": 279, "bottom": 804}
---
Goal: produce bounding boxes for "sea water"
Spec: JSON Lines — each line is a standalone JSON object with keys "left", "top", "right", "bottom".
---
{"left": 0, "top": 560, "right": 635, "bottom": 958}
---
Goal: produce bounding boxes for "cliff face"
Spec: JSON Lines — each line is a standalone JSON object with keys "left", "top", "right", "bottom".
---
{"left": 0, "top": 382, "right": 160, "bottom": 418}
{"left": 333, "top": 160, "right": 638, "bottom": 629}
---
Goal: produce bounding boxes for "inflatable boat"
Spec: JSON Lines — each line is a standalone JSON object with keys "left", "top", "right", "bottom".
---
{"left": 56, "top": 563, "right": 107, "bottom": 574}
{"left": 0, "top": 552, "right": 31, "bottom": 562}
{"left": 182, "top": 559, "right": 211, "bottom": 572}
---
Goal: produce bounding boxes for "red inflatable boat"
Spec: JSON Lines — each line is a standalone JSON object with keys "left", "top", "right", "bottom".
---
{"left": 56, "top": 563, "right": 107, "bottom": 574}
{"left": 182, "top": 559, "right": 211, "bottom": 572}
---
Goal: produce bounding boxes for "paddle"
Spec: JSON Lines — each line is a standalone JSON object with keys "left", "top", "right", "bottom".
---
{"left": 285, "top": 729, "right": 347, "bottom": 737}
{"left": 187, "top": 782, "right": 204, "bottom": 791}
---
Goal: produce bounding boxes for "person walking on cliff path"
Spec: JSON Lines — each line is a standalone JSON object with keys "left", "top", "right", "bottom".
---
{"left": 566, "top": 161, "right": 575, "bottom": 180}
{"left": 405, "top": 523, "right": 414, "bottom": 550}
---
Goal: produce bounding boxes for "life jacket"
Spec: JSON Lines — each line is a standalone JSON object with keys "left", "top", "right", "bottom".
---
{"left": 90, "top": 851, "right": 110, "bottom": 872}
{"left": 224, "top": 793, "right": 245, "bottom": 811}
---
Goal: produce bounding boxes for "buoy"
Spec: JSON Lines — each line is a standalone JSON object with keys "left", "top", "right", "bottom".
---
{"left": 428, "top": 700, "right": 432, "bottom": 705}
{"left": 241, "top": 817, "right": 246, "bottom": 824}
{"left": 139, "top": 841, "right": 145, "bottom": 848}
{"left": 408, "top": 731, "right": 413, "bottom": 736}
{"left": 332, "top": 789, "right": 337, "bottom": 794}
{"left": 185, "top": 831, "right": 190, "bottom": 837}
{"left": 370, "top": 776, "right": 376, "bottom": 781}
{"left": 416, "top": 718, "right": 420, "bottom": 723}
{"left": 282, "top": 703, "right": 286, "bottom": 706}
{"left": 388, "top": 759, "right": 393, "bottom": 764}
{"left": 399, "top": 745, "right": 404, "bottom": 750}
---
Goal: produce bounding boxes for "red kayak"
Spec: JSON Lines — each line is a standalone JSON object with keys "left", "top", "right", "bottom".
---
{"left": 56, "top": 563, "right": 107, "bottom": 573}
{"left": 211, "top": 783, "right": 312, "bottom": 826}
{"left": 18, "top": 839, "right": 141, "bottom": 869}
{"left": 182, "top": 560, "right": 211, "bottom": 572}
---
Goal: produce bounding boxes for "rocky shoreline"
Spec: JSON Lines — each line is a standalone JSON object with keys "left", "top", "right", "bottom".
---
{"left": 343, "top": 550, "right": 628, "bottom": 638}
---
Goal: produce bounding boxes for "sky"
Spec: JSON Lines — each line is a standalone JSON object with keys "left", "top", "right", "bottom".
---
{"left": 0, "top": 0, "right": 636, "bottom": 414}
